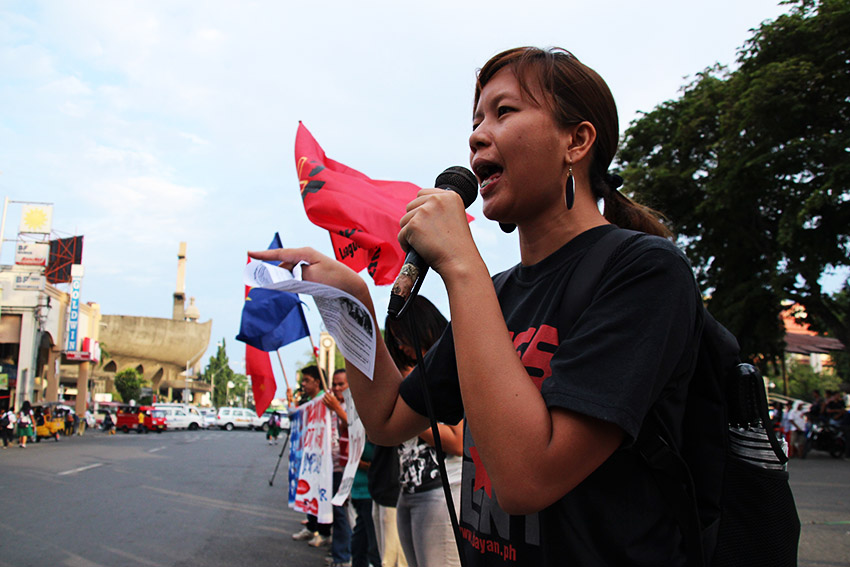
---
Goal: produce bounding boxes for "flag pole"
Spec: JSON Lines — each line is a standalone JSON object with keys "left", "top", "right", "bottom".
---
{"left": 309, "top": 334, "right": 329, "bottom": 391}
{"left": 275, "top": 350, "right": 291, "bottom": 391}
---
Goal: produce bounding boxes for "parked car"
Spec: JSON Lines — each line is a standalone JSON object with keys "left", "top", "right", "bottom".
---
{"left": 216, "top": 407, "right": 263, "bottom": 431}
{"left": 115, "top": 406, "right": 166, "bottom": 433}
{"left": 153, "top": 403, "right": 206, "bottom": 430}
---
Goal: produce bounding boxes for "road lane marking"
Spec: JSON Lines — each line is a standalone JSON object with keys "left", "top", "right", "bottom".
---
{"left": 58, "top": 463, "right": 103, "bottom": 476}
{"left": 148, "top": 446, "right": 166, "bottom": 453}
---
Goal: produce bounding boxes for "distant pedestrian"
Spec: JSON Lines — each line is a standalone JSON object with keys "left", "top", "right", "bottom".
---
{"left": 787, "top": 402, "right": 807, "bottom": 458}
{"left": 1, "top": 408, "right": 15, "bottom": 448}
{"left": 103, "top": 412, "right": 115, "bottom": 435}
{"left": 17, "top": 401, "right": 34, "bottom": 448}
{"left": 64, "top": 409, "right": 75, "bottom": 436}
{"left": 267, "top": 412, "right": 281, "bottom": 445}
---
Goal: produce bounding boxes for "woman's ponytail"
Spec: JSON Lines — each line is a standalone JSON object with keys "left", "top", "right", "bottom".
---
{"left": 594, "top": 172, "right": 672, "bottom": 238}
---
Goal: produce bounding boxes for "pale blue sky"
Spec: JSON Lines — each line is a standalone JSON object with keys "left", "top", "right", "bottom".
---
{"left": 0, "top": 0, "right": 796, "bottom": 392}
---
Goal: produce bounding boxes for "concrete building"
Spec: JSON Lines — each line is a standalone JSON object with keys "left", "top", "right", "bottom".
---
{"left": 93, "top": 242, "right": 212, "bottom": 405}
{"left": 0, "top": 262, "right": 101, "bottom": 415}
{"left": 0, "top": 240, "right": 211, "bottom": 412}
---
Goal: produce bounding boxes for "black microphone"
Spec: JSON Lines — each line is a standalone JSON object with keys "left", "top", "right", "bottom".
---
{"left": 388, "top": 166, "right": 478, "bottom": 319}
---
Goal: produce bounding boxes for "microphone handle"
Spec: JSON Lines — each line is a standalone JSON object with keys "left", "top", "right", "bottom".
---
{"left": 388, "top": 249, "right": 428, "bottom": 319}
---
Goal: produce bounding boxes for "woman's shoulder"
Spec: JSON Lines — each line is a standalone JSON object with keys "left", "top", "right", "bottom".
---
{"left": 611, "top": 232, "right": 695, "bottom": 280}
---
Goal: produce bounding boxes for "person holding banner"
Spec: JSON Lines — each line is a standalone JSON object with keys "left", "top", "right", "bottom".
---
{"left": 292, "top": 366, "right": 334, "bottom": 548}
{"left": 324, "top": 369, "right": 353, "bottom": 567}
{"left": 384, "top": 296, "right": 463, "bottom": 567}
{"left": 255, "top": 46, "right": 700, "bottom": 566}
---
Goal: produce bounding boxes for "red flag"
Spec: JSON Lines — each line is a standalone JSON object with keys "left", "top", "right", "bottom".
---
{"left": 247, "top": 343, "right": 275, "bottom": 416}
{"left": 295, "top": 122, "right": 424, "bottom": 285}
{"left": 244, "top": 258, "right": 277, "bottom": 417}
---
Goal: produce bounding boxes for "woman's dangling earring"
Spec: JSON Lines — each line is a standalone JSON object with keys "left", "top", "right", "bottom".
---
{"left": 499, "top": 222, "right": 516, "bottom": 233}
{"left": 565, "top": 164, "right": 575, "bottom": 210}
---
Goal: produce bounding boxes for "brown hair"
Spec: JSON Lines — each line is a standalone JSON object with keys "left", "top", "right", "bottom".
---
{"left": 384, "top": 296, "right": 448, "bottom": 370}
{"left": 475, "top": 47, "right": 670, "bottom": 238}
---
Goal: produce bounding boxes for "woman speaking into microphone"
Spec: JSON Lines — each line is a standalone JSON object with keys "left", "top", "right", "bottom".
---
{"left": 252, "top": 47, "right": 700, "bottom": 566}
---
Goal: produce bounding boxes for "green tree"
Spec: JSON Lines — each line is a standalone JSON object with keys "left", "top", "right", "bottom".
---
{"left": 618, "top": 0, "right": 850, "bottom": 365}
{"left": 765, "top": 360, "right": 843, "bottom": 400}
{"left": 114, "top": 368, "right": 144, "bottom": 403}
{"left": 229, "top": 373, "right": 249, "bottom": 408}
{"left": 202, "top": 339, "right": 237, "bottom": 407}
{"left": 807, "top": 282, "right": 850, "bottom": 381}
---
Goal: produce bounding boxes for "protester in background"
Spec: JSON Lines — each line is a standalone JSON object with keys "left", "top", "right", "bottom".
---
{"left": 17, "top": 401, "right": 34, "bottom": 448}
{"left": 254, "top": 46, "right": 702, "bottom": 564}
{"left": 351, "top": 440, "right": 381, "bottom": 567}
{"left": 384, "top": 297, "right": 463, "bottom": 567}
{"left": 368, "top": 441, "right": 407, "bottom": 567}
{"left": 323, "top": 368, "right": 353, "bottom": 567}
{"left": 291, "top": 366, "right": 333, "bottom": 548}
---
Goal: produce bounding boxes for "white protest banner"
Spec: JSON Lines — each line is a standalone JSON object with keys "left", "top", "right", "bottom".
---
{"left": 289, "top": 397, "right": 334, "bottom": 524}
{"left": 331, "top": 388, "right": 366, "bottom": 506}
{"left": 243, "top": 260, "right": 376, "bottom": 379}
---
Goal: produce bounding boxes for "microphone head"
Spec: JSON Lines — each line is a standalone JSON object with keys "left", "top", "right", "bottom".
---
{"left": 435, "top": 166, "right": 478, "bottom": 209}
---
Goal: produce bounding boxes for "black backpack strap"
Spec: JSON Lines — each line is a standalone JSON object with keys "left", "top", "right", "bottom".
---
{"left": 559, "top": 228, "right": 643, "bottom": 331}
{"left": 572, "top": 228, "right": 706, "bottom": 566}
{"left": 636, "top": 412, "right": 707, "bottom": 567}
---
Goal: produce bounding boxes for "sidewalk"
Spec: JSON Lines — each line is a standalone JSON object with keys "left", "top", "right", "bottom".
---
{"left": 789, "top": 452, "right": 850, "bottom": 566}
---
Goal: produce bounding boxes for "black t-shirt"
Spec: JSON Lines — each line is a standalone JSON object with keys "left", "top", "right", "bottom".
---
{"left": 368, "top": 444, "right": 402, "bottom": 507}
{"left": 399, "top": 225, "right": 702, "bottom": 566}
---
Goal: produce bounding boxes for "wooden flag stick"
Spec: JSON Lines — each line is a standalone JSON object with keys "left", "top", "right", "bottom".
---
{"left": 275, "top": 351, "right": 291, "bottom": 391}
{"left": 309, "top": 334, "right": 329, "bottom": 391}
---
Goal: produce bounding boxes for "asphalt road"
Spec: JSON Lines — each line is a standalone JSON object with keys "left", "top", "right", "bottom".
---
{"left": 789, "top": 450, "right": 850, "bottom": 567}
{"left": 0, "top": 427, "right": 324, "bottom": 567}
{"left": 0, "top": 427, "right": 847, "bottom": 567}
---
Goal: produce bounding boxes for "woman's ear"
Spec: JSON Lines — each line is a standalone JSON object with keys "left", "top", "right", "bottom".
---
{"left": 565, "top": 121, "right": 597, "bottom": 165}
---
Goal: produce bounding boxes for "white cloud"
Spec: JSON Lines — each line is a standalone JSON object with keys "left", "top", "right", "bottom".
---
{"left": 0, "top": 0, "right": 794, "bottom": 372}
{"left": 39, "top": 75, "right": 93, "bottom": 96}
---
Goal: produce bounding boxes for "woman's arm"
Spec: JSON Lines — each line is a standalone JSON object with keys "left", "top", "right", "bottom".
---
{"left": 418, "top": 420, "right": 464, "bottom": 456}
{"left": 442, "top": 259, "right": 623, "bottom": 514}
{"left": 396, "top": 189, "right": 623, "bottom": 515}
{"left": 248, "top": 247, "right": 429, "bottom": 446}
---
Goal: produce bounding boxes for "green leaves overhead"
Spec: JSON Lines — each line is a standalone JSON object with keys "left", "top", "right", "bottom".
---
{"left": 618, "top": 0, "right": 850, "bottom": 363}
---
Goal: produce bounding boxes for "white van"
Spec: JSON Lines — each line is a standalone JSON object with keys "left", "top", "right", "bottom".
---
{"left": 153, "top": 403, "right": 206, "bottom": 431}
{"left": 216, "top": 407, "right": 263, "bottom": 431}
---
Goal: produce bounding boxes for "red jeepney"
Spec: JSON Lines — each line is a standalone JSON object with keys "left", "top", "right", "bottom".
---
{"left": 115, "top": 405, "right": 167, "bottom": 433}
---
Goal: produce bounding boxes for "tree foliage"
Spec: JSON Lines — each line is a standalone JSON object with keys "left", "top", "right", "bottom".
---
{"left": 618, "top": 0, "right": 850, "bottom": 363}
{"left": 114, "top": 368, "right": 144, "bottom": 403}
{"left": 202, "top": 339, "right": 238, "bottom": 408}
{"left": 765, "top": 360, "right": 843, "bottom": 401}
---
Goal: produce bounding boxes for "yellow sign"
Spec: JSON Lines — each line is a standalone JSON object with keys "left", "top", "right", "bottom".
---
{"left": 20, "top": 204, "right": 53, "bottom": 234}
